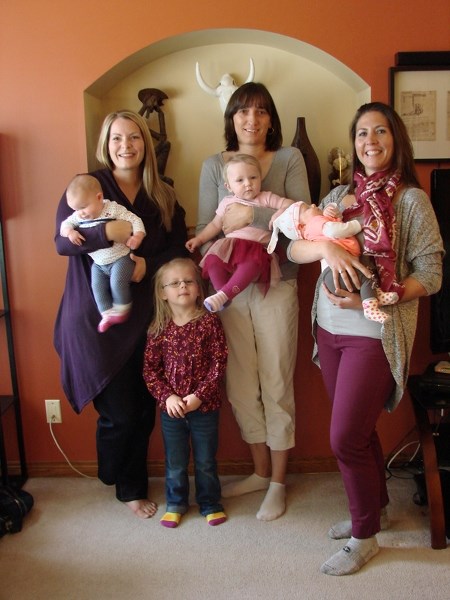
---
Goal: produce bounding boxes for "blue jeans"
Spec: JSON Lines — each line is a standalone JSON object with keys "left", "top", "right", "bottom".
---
{"left": 161, "top": 410, "right": 223, "bottom": 516}
{"left": 91, "top": 254, "right": 134, "bottom": 313}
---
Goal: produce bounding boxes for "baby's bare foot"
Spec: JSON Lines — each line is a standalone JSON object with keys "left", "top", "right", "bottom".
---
{"left": 125, "top": 499, "right": 157, "bottom": 519}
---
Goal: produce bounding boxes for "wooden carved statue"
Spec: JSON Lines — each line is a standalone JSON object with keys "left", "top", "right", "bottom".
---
{"left": 137, "top": 88, "right": 172, "bottom": 184}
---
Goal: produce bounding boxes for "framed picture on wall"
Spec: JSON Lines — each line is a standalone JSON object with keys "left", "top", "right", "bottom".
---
{"left": 389, "top": 65, "right": 450, "bottom": 162}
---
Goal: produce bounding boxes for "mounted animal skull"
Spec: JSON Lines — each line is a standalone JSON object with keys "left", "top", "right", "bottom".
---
{"left": 195, "top": 58, "right": 255, "bottom": 113}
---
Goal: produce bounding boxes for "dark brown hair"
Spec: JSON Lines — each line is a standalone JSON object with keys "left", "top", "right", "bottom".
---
{"left": 224, "top": 82, "right": 282, "bottom": 152}
{"left": 348, "top": 101, "right": 421, "bottom": 191}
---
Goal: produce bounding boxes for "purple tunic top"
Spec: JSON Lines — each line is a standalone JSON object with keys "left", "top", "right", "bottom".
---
{"left": 54, "top": 169, "right": 188, "bottom": 413}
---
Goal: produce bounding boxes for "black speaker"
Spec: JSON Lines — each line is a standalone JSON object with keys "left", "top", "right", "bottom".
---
{"left": 430, "top": 169, "right": 450, "bottom": 354}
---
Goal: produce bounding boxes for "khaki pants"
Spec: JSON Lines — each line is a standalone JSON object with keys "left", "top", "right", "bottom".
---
{"left": 219, "top": 279, "right": 298, "bottom": 451}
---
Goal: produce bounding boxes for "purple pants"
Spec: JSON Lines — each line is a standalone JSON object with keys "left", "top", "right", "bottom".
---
{"left": 316, "top": 325, "right": 395, "bottom": 538}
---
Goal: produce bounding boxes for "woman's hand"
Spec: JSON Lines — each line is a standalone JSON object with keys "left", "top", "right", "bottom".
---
{"left": 323, "top": 244, "right": 372, "bottom": 292}
{"left": 130, "top": 254, "right": 146, "bottom": 283}
{"left": 126, "top": 231, "right": 145, "bottom": 251}
{"left": 105, "top": 220, "right": 132, "bottom": 243}
{"left": 222, "top": 203, "right": 253, "bottom": 234}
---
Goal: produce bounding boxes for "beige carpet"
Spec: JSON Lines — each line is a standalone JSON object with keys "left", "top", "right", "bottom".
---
{"left": 0, "top": 473, "right": 449, "bottom": 600}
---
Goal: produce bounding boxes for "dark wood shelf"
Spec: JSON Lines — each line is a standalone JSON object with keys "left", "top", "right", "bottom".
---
{"left": 408, "top": 370, "right": 449, "bottom": 549}
{"left": 0, "top": 216, "right": 27, "bottom": 487}
{"left": 0, "top": 395, "right": 15, "bottom": 415}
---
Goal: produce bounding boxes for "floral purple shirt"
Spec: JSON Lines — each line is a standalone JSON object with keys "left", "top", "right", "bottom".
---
{"left": 143, "top": 312, "right": 227, "bottom": 412}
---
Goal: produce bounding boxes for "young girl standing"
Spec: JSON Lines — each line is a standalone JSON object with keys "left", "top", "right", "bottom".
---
{"left": 143, "top": 257, "right": 228, "bottom": 528}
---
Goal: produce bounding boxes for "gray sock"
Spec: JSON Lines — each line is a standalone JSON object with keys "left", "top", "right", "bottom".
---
{"left": 320, "top": 536, "right": 379, "bottom": 576}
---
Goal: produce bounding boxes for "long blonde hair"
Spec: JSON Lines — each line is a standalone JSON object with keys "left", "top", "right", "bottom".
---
{"left": 96, "top": 109, "right": 176, "bottom": 230}
{"left": 149, "top": 258, "right": 206, "bottom": 336}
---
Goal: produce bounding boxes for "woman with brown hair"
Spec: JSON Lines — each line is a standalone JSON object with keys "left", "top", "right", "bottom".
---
{"left": 197, "top": 83, "right": 310, "bottom": 521}
{"left": 289, "top": 102, "right": 443, "bottom": 574}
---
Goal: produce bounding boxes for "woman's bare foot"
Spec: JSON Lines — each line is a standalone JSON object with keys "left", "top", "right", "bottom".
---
{"left": 124, "top": 499, "right": 158, "bottom": 519}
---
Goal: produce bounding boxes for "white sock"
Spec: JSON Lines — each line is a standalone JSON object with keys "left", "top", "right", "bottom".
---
{"left": 320, "top": 536, "right": 379, "bottom": 576}
{"left": 112, "top": 302, "right": 132, "bottom": 314}
{"left": 328, "top": 508, "right": 390, "bottom": 539}
{"left": 256, "top": 482, "right": 286, "bottom": 521}
{"left": 221, "top": 473, "right": 270, "bottom": 498}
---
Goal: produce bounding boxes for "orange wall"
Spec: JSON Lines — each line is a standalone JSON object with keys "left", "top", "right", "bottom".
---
{"left": 1, "top": 0, "right": 449, "bottom": 472}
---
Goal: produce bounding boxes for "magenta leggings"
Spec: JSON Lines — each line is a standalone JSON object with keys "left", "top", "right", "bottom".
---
{"left": 316, "top": 325, "right": 395, "bottom": 538}
{"left": 204, "top": 255, "right": 261, "bottom": 300}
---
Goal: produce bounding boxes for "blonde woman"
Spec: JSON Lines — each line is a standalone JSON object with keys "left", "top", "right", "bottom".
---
{"left": 54, "top": 110, "right": 188, "bottom": 519}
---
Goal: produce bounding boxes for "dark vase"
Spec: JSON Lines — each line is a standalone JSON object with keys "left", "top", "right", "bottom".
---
{"left": 291, "top": 116, "right": 321, "bottom": 205}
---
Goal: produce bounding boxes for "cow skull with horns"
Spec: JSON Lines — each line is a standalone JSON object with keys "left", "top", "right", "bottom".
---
{"left": 195, "top": 58, "right": 255, "bottom": 113}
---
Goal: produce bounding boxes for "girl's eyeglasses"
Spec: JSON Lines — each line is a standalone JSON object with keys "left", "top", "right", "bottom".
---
{"left": 162, "top": 279, "right": 197, "bottom": 289}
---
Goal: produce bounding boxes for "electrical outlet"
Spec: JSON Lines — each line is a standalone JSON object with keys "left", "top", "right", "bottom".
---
{"left": 45, "top": 399, "right": 62, "bottom": 423}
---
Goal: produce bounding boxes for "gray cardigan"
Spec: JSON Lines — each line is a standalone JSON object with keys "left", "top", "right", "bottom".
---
{"left": 311, "top": 184, "right": 444, "bottom": 411}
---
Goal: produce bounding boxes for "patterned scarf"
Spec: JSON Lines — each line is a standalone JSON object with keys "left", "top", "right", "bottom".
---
{"left": 343, "top": 169, "right": 403, "bottom": 295}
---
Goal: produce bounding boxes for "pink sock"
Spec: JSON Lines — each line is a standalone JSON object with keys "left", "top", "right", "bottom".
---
{"left": 376, "top": 289, "right": 399, "bottom": 306}
{"left": 362, "top": 298, "right": 389, "bottom": 323}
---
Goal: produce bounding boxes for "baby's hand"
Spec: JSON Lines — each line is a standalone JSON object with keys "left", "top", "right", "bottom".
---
{"left": 126, "top": 231, "right": 145, "bottom": 250}
{"left": 68, "top": 230, "right": 85, "bottom": 246}
{"left": 186, "top": 238, "right": 200, "bottom": 253}
{"left": 323, "top": 203, "right": 340, "bottom": 218}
